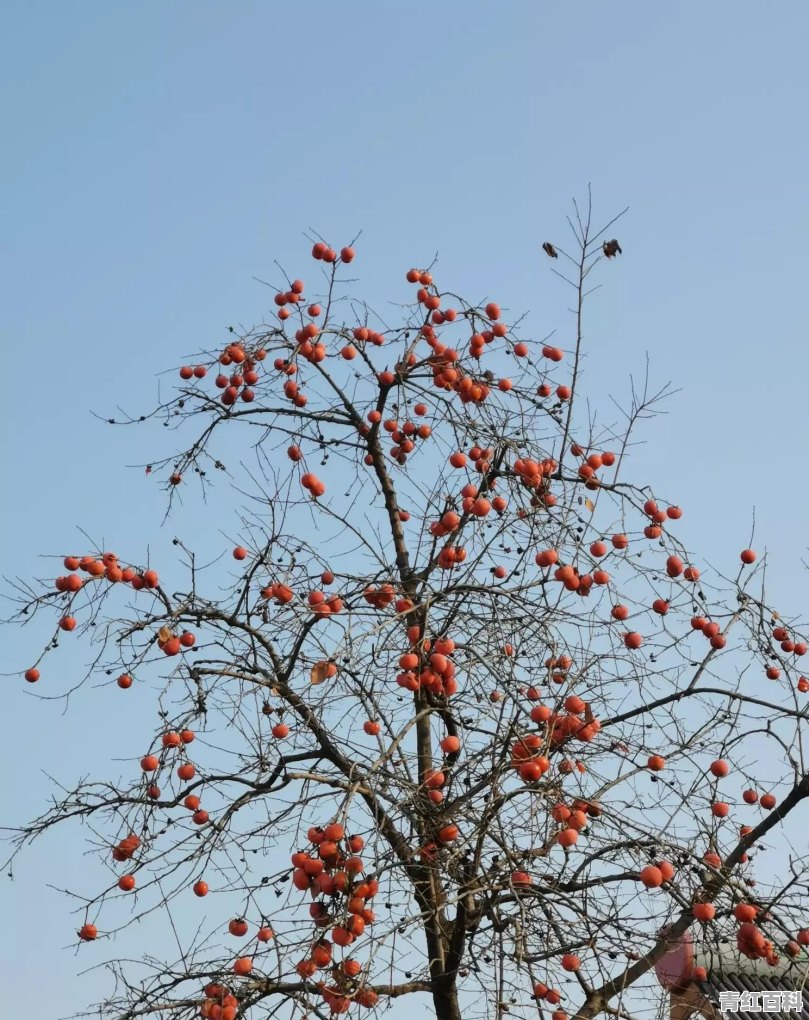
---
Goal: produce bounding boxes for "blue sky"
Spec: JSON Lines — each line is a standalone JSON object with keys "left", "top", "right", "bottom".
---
{"left": 2, "top": 2, "right": 809, "bottom": 1018}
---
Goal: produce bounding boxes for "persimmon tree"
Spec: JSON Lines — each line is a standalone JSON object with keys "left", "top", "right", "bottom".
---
{"left": 5, "top": 203, "right": 809, "bottom": 1020}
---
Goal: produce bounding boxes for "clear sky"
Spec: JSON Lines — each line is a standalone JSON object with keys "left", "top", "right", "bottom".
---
{"left": 2, "top": 2, "right": 809, "bottom": 1018}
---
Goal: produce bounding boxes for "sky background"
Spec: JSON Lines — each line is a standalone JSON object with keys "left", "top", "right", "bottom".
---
{"left": 2, "top": 2, "right": 809, "bottom": 1018}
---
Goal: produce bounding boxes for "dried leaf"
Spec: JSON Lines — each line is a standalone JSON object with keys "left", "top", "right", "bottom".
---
{"left": 584, "top": 498, "right": 595, "bottom": 512}
{"left": 310, "top": 661, "right": 330, "bottom": 685}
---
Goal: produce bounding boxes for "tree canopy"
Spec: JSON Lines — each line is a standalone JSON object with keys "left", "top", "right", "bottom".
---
{"left": 6, "top": 204, "right": 809, "bottom": 1020}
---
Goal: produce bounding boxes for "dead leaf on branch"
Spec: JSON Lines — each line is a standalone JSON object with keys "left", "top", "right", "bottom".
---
{"left": 310, "top": 661, "right": 331, "bottom": 685}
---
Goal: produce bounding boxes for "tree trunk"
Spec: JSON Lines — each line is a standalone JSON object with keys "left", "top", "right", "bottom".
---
{"left": 432, "top": 978, "right": 462, "bottom": 1020}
